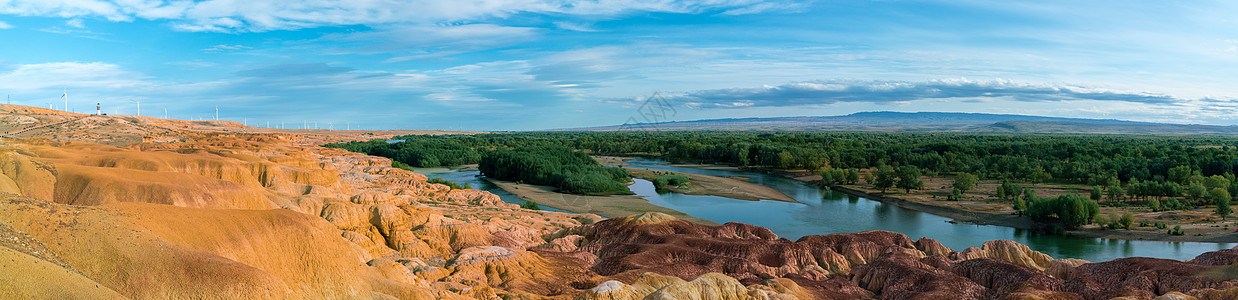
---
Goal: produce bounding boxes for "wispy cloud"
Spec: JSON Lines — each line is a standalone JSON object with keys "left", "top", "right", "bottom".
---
{"left": 0, "top": 0, "right": 788, "bottom": 32}
{"left": 38, "top": 26, "right": 112, "bottom": 40}
{"left": 320, "top": 23, "right": 539, "bottom": 58}
{"left": 0, "top": 21, "right": 13, "bottom": 29}
{"left": 65, "top": 18, "right": 84, "bottom": 28}
{"left": 637, "top": 79, "right": 1185, "bottom": 109}
{"left": 0, "top": 62, "right": 149, "bottom": 90}
{"left": 554, "top": 21, "right": 599, "bottom": 32}
{"left": 202, "top": 44, "right": 250, "bottom": 52}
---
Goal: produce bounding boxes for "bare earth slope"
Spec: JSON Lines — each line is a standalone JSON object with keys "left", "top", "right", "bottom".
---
{"left": 4, "top": 104, "right": 1238, "bottom": 299}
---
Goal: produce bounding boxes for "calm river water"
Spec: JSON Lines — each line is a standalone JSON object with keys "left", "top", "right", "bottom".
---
{"left": 424, "top": 159, "right": 1236, "bottom": 262}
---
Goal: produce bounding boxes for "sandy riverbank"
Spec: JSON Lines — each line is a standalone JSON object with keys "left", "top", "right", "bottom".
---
{"left": 592, "top": 156, "right": 633, "bottom": 166}
{"left": 624, "top": 167, "right": 798, "bottom": 203}
{"left": 484, "top": 178, "right": 719, "bottom": 225}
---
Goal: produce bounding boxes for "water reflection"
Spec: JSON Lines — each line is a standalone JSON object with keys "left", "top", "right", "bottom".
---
{"left": 411, "top": 168, "right": 565, "bottom": 213}
{"left": 624, "top": 159, "right": 1235, "bottom": 262}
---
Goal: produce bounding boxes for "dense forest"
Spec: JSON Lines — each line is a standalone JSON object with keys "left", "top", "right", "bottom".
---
{"left": 327, "top": 131, "right": 1238, "bottom": 184}
{"left": 326, "top": 132, "right": 1238, "bottom": 221}
{"left": 478, "top": 145, "right": 632, "bottom": 195}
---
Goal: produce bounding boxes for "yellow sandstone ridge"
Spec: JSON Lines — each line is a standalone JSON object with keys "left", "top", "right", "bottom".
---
{"left": 618, "top": 211, "right": 680, "bottom": 225}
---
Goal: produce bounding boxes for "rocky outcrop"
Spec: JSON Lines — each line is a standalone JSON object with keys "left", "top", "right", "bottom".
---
{"left": 1189, "top": 248, "right": 1238, "bottom": 266}
{"left": 955, "top": 239, "right": 1061, "bottom": 271}
{"left": 1064, "top": 257, "right": 1238, "bottom": 299}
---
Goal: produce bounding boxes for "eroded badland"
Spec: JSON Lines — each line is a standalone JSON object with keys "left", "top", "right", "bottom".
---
{"left": 6, "top": 104, "right": 1238, "bottom": 299}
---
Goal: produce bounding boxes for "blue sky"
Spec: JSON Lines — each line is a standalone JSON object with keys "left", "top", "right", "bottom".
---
{"left": 1, "top": 0, "right": 1236, "bottom": 130}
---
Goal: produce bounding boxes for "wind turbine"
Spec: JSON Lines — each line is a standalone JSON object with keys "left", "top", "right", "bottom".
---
{"left": 129, "top": 99, "right": 140, "bottom": 116}
{"left": 215, "top": 107, "right": 219, "bottom": 120}
{"left": 61, "top": 87, "right": 68, "bottom": 112}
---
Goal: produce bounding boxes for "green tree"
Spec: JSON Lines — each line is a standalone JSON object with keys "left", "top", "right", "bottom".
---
{"left": 520, "top": 201, "right": 541, "bottom": 210}
{"left": 845, "top": 169, "right": 860, "bottom": 185}
{"left": 997, "top": 180, "right": 1023, "bottom": 201}
{"left": 1029, "top": 166, "right": 1051, "bottom": 185}
{"left": 820, "top": 169, "right": 846, "bottom": 187}
{"left": 873, "top": 165, "right": 896, "bottom": 193}
{"left": 953, "top": 172, "right": 979, "bottom": 194}
{"left": 1168, "top": 165, "right": 1193, "bottom": 185}
{"left": 1108, "top": 185, "right": 1124, "bottom": 201}
{"left": 1213, "top": 187, "right": 1232, "bottom": 220}
{"left": 1106, "top": 176, "right": 1121, "bottom": 190}
{"left": 1119, "top": 212, "right": 1134, "bottom": 230}
{"left": 1148, "top": 198, "right": 1161, "bottom": 211}
{"left": 1188, "top": 181, "right": 1208, "bottom": 201}
{"left": 895, "top": 165, "right": 924, "bottom": 193}
{"left": 1025, "top": 194, "right": 1099, "bottom": 229}
{"left": 1205, "top": 175, "right": 1232, "bottom": 190}
{"left": 776, "top": 151, "right": 795, "bottom": 169}
{"left": 1090, "top": 185, "right": 1103, "bottom": 201}
{"left": 1013, "top": 198, "right": 1027, "bottom": 215}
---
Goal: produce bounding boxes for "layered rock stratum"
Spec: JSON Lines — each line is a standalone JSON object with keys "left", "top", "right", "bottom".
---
{"left": 2, "top": 104, "right": 1238, "bottom": 299}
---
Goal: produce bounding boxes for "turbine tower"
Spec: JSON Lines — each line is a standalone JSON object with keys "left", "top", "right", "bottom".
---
{"left": 62, "top": 87, "right": 68, "bottom": 113}
{"left": 215, "top": 107, "right": 219, "bottom": 120}
{"left": 129, "top": 99, "right": 140, "bottom": 116}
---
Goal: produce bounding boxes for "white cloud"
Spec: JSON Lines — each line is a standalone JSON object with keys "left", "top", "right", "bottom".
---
{"left": 201, "top": 44, "right": 250, "bottom": 52}
{"left": 0, "top": 20, "right": 13, "bottom": 29}
{"left": 65, "top": 18, "right": 84, "bottom": 28}
{"left": 0, "top": 0, "right": 789, "bottom": 32}
{"left": 0, "top": 62, "right": 149, "bottom": 90}
{"left": 322, "top": 23, "right": 539, "bottom": 55}
{"left": 554, "top": 21, "right": 599, "bottom": 32}
{"left": 636, "top": 79, "right": 1187, "bottom": 109}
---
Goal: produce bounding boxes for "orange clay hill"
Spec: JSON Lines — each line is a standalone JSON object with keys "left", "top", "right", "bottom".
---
{"left": 5, "top": 103, "right": 1238, "bottom": 299}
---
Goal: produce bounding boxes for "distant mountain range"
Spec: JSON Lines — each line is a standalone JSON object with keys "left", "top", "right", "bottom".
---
{"left": 566, "top": 112, "right": 1238, "bottom": 135}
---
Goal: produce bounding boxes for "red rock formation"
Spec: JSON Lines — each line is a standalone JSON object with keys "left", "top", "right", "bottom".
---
{"left": 1064, "top": 257, "right": 1238, "bottom": 299}
{"left": 1190, "top": 248, "right": 1238, "bottom": 266}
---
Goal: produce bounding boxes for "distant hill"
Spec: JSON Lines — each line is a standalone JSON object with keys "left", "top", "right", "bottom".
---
{"left": 566, "top": 111, "right": 1238, "bottom": 135}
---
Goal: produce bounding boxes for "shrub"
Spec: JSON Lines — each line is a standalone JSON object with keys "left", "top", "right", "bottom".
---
{"left": 1095, "top": 214, "right": 1110, "bottom": 229}
{"left": 1119, "top": 212, "right": 1134, "bottom": 230}
{"left": 392, "top": 160, "right": 414, "bottom": 170}
{"left": 653, "top": 174, "right": 690, "bottom": 191}
{"left": 520, "top": 201, "right": 541, "bottom": 210}
{"left": 1169, "top": 225, "right": 1184, "bottom": 236}
{"left": 427, "top": 177, "right": 463, "bottom": 190}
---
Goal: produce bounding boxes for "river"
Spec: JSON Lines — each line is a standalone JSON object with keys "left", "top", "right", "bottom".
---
{"left": 412, "top": 167, "right": 565, "bottom": 213}
{"left": 427, "top": 159, "right": 1236, "bottom": 262}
